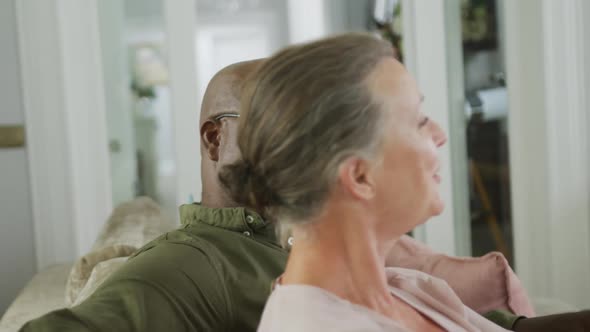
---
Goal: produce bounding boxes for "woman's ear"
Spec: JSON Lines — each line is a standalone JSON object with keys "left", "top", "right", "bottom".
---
{"left": 338, "top": 158, "right": 376, "bottom": 201}
{"left": 200, "top": 120, "right": 221, "bottom": 161}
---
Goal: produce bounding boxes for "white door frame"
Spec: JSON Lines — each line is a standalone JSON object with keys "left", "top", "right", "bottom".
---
{"left": 443, "top": 0, "right": 472, "bottom": 257}
{"left": 402, "top": 0, "right": 458, "bottom": 255}
{"left": 163, "top": 0, "right": 201, "bottom": 207}
{"left": 16, "top": 0, "right": 113, "bottom": 269}
{"left": 504, "top": 0, "right": 590, "bottom": 307}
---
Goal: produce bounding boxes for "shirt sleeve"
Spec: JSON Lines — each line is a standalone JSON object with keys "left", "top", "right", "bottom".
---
{"left": 484, "top": 310, "right": 525, "bottom": 330}
{"left": 20, "top": 242, "right": 232, "bottom": 332}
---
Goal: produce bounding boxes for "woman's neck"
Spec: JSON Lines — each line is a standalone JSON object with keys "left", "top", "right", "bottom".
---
{"left": 281, "top": 202, "right": 399, "bottom": 313}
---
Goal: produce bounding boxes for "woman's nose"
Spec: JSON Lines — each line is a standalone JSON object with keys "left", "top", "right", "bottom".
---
{"left": 431, "top": 120, "right": 447, "bottom": 147}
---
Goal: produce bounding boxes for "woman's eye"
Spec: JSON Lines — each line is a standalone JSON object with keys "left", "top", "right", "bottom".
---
{"left": 419, "top": 116, "right": 429, "bottom": 128}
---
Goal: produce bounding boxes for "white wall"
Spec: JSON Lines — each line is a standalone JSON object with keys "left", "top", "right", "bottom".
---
{"left": 0, "top": 0, "right": 36, "bottom": 313}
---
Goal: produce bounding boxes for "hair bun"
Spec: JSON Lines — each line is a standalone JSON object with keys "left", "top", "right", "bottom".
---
{"left": 219, "top": 160, "right": 281, "bottom": 212}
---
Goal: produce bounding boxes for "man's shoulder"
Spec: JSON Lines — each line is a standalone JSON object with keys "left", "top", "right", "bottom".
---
{"left": 84, "top": 230, "right": 233, "bottom": 323}
{"left": 111, "top": 221, "right": 280, "bottom": 288}
{"left": 130, "top": 223, "right": 233, "bottom": 262}
{"left": 132, "top": 221, "right": 285, "bottom": 267}
{"left": 119, "top": 227, "right": 226, "bottom": 280}
{"left": 132, "top": 226, "right": 208, "bottom": 255}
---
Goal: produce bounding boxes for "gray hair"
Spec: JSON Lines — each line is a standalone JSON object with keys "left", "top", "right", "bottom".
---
{"left": 219, "top": 33, "right": 394, "bottom": 239}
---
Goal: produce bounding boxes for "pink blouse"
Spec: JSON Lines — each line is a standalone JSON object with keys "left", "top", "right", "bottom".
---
{"left": 257, "top": 267, "right": 512, "bottom": 332}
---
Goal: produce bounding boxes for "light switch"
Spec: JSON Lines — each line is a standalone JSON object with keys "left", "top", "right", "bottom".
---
{"left": 0, "top": 125, "right": 25, "bottom": 148}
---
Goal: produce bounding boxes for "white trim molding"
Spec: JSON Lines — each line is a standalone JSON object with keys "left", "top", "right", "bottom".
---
{"left": 402, "top": 0, "right": 457, "bottom": 255}
{"left": 503, "top": 0, "right": 553, "bottom": 299}
{"left": 444, "top": 0, "right": 472, "bottom": 257}
{"left": 17, "top": 0, "right": 113, "bottom": 269}
{"left": 542, "top": 0, "right": 590, "bottom": 308}
{"left": 505, "top": 0, "right": 590, "bottom": 308}
{"left": 163, "top": 0, "right": 202, "bottom": 207}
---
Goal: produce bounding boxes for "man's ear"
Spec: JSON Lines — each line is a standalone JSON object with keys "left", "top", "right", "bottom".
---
{"left": 200, "top": 120, "right": 221, "bottom": 161}
{"left": 338, "top": 158, "right": 376, "bottom": 201}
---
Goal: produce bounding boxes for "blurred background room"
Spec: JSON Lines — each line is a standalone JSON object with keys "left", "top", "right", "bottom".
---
{"left": 1, "top": 0, "right": 590, "bottom": 327}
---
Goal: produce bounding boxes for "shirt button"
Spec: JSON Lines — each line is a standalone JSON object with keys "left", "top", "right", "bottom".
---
{"left": 243, "top": 231, "right": 251, "bottom": 237}
{"left": 246, "top": 215, "right": 255, "bottom": 224}
{"left": 288, "top": 237, "right": 294, "bottom": 246}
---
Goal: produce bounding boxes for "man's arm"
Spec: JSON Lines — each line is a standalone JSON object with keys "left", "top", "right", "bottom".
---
{"left": 21, "top": 242, "right": 231, "bottom": 331}
{"left": 484, "top": 310, "right": 524, "bottom": 330}
{"left": 484, "top": 309, "right": 590, "bottom": 332}
{"left": 512, "top": 310, "right": 590, "bottom": 332}
{"left": 21, "top": 279, "right": 186, "bottom": 331}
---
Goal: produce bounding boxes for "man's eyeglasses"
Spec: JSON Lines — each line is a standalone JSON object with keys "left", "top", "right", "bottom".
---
{"left": 212, "top": 113, "right": 240, "bottom": 121}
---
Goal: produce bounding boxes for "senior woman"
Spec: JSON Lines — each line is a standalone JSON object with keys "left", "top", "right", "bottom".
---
{"left": 220, "top": 34, "right": 509, "bottom": 331}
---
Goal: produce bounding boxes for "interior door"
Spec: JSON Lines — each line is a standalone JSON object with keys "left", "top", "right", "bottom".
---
{"left": 98, "top": 0, "right": 179, "bottom": 220}
{"left": 98, "top": 0, "right": 139, "bottom": 207}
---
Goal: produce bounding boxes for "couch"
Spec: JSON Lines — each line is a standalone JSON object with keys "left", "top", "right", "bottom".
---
{"left": 0, "top": 197, "right": 574, "bottom": 331}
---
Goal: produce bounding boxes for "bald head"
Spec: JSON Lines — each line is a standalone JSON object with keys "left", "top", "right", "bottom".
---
{"left": 200, "top": 59, "right": 264, "bottom": 125}
{"left": 200, "top": 59, "right": 264, "bottom": 208}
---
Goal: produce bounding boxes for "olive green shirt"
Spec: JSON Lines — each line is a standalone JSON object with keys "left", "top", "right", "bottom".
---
{"left": 21, "top": 204, "right": 521, "bottom": 331}
{"left": 22, "top": 204, "right": 288, "bottom": 332}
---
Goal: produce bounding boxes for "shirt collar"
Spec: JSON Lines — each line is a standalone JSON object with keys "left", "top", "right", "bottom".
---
{"left": 179, "top": 203, "right": 279, "bottom": 245}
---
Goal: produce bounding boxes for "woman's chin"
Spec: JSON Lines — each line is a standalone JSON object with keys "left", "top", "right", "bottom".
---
{"left": 430, "top": 200, "right": 445, "bottom": 217}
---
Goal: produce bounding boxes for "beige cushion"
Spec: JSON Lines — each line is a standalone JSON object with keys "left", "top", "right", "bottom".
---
{"left": 65, "top": 245, "right": 137, "bottom": 306}
{"left": 0, "top": 264, "right": 72, "bottom": 332}
{"left": 387, "top": 235, "right": 536, "bottom": 317}
{"left": 91, "top": 196, "right": 174, "bottom": 251}
{"left": 65, "top": 197, "right": 174, "bottom": 306}
{"left": 71, "top": 257, "right": 129, "bottom": 306}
